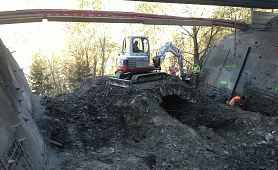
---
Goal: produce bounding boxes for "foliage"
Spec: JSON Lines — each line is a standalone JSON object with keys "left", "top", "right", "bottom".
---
{"left": 30, "top": 0, "right": 118, "bottom": 94}
{"left": 212, "top": 7, "right": 251, "bottom": 41}
{"left": 29, "top": 2, "right": 253, "bottom": 95}
{"left": 213, "top": 7, "right": 251, "bottom": 23}
{"left": 65, "top": 21, "right": 96, "bottom": 89}
{"left": 135, "top": 2, "right": 167, "bottom": 56}
{"left": 64, "top": 0, "right": 117, "bottom": 89}
{"left": 177, "top": 6, "right": 251, "bottom": 71}
{"left": 29, "top": 53, "right": 52, "bottom": 95}
{"left": 136, "top": 2, "right": 164, "bottom": 14}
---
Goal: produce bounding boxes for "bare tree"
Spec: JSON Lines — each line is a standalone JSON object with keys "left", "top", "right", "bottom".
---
{"left": 99, "top": 33, "right": 116, "bottom": 77}
{"left": 180, "top": 25, "right": 220, "bottom": 66}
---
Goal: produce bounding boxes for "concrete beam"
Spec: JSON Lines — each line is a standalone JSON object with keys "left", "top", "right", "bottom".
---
{"left": 0, "top": 9, "right": 250, "bottom": 30}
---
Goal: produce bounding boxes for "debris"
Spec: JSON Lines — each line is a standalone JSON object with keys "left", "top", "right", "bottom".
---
{"left": 7, "top": 160, "right": 15, "bottom": 164}
{"left": 12, "top": 121, "right": 24, "bottom": 129}
{"left": 38, "top": 77, "right": 278, "bottom": 169}
{"left": 265, "top": 132, "right": 274, "bottom": 142}
{"left": 17, "top": 138, "right": 26, "bottom": 143}
{"left": 44, "top": 137, "right": 63, "bottom": 147}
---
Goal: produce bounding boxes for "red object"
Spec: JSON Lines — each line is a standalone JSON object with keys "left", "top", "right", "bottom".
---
{"left": 169, "top": 66, "right": 177, "bottom": 75}
{"left": 229, "top": 96, "right": 241, "bottom": 107}
{"left": 117, "top": 65, "right": 155, "bottom": 73}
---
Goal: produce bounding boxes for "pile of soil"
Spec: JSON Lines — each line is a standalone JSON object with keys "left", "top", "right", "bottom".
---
{"left": 40, "top": 77, "right": 278, "bottom": 170}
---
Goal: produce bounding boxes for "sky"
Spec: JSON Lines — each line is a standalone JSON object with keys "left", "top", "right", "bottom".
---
{"left": 0, "top": 0, "right": 217, "bottom": 74}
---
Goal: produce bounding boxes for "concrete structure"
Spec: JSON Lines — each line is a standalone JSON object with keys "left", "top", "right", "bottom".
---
{"left": 0, "top": 39, "right": 46, "bottom": 169}
{"left": 252, "top": 11, "right": 278, "bottom": 30}
{"left": 128, "top": 0, "right": 278, "bottom": 9}
{"left": 202, "top": 13, "right": 278, "bottom": 115}
{"left": 0, "top": 9, "right": 249, "bottom": 30}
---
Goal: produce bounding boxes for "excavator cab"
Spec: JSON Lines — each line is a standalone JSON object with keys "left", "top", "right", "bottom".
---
{"left": 116, "top": 36, "right": 155, "bottom": 77}
{"left": 121, "top": 36, "right": 150, "bottom": 58}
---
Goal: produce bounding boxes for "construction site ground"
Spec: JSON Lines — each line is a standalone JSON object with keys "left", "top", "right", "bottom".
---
{"left": 35, "top": 77, "right": 278, "bottom": 170}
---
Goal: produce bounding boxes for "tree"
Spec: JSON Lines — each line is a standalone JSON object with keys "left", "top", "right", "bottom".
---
{"left": 64, "top": 0, "right": 103, "bottom": 89}
{"left": 65, "top": 36, "right": 94, "bottom": 89}
{"left": 178, "top": 6, "right": 251, "bottom": 68}
{"left": 135, "top": 2, "right": 167, "bottom": 56}
{"left": 180, "top": 25, "right": 220, "bottom": 66}
{"left": 29, "top": 53, "right": 53, "bottom": 95}
{"left": 172, "top": 32, "right": 194, "bottom": 69}
{"left": 47, "top": 55, "right": 69, "bottom": 94}
{"left": 98, "top": 33, "right": 116, "bottom": 77}
{"left": 29, "top": 1, "right": 121, "bottom": 94}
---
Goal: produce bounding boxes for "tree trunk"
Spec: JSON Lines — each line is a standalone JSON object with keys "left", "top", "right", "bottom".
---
{"left": 192, "top": 26, "right": 200, "bottom": 66}
{"left": 85, "top": 47, "right": 90, "bottom": 78}
{"left": 47, "top": 57, "right": 59, "bottom": 95}
{"left": 101, "top": 35, "right": 106, "bottom": 77}
{"left": 93, "top": 55, "right": 98, "bottom": 78}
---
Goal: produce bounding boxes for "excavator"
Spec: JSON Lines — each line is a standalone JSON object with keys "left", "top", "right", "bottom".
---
{"left": 109, "top": 36, "right": 186, "bottom": 87}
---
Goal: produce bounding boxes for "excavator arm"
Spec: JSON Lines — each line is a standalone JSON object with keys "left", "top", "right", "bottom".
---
{"left": 153, "top": 42, "right": 186, "bottom": 80}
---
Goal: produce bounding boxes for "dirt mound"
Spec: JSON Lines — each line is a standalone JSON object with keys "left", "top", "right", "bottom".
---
{"left": 40, "top": 77, "right": 278, "bottom": 169}
{"left": 42, "top": 78, "right": 126, "bottom": 151}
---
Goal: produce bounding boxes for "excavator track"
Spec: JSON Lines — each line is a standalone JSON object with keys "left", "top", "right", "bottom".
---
{"left": 131, "top": 72, "right": 167, "bottom": 84}
{"left": 108, "top": 72, "right": 168, "bottom": 88}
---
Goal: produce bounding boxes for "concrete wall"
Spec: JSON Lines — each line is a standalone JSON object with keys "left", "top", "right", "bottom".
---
{"left": 252, "top": 11, "right": 278, "bottom": 30}
{"left": 0, "top": 39, "right": 46, "bottom": 169}
{"left": 202, "top": 30, "right": 278, "bottom": 115}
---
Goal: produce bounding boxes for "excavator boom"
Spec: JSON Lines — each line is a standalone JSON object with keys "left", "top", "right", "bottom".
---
{"left": 154, "top": 42, "right": 186, "bottom": 79}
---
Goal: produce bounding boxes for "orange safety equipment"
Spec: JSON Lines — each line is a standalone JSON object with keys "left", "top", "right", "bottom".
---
{"left": 229, "top": 96, "right": 241, "bottom": 107}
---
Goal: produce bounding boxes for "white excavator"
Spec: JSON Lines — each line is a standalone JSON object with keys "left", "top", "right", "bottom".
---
{"left": 109, "top": 36, "right": 186, "bottom": 87}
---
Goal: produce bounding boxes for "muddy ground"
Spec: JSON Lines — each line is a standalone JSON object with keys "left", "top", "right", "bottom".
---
{"left": 37, "top": 77, "right": 278, "bottom": 170}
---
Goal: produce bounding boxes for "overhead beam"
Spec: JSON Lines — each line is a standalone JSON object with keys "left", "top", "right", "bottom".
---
{"left": 0, "top": 9, "right": 249, "bottom": 30}
{"left": 127, "top": 0, "right": 278, "bottom": 9}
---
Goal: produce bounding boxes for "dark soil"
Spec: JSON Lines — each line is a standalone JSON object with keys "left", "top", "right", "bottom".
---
{"left": 39, "top": 77, "right": 278, "bottom": 170}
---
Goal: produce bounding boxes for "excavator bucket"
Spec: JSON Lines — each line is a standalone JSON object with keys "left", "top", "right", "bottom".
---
{"left": 108, "top": 77, "right": 132, "bottom": 88}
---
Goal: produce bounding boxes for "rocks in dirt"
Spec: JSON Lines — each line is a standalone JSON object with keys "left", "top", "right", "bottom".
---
{"left": 42, "top": 78, "right": 126, "bottom": 151}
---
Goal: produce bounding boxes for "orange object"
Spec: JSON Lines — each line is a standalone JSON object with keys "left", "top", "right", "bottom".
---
{"left": 229, "top": 96, "right": 241, "bottom": 107}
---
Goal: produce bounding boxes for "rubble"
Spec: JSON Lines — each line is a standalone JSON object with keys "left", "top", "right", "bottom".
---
{"left": 38, "top": 77, "right": 278, "bottom": 169}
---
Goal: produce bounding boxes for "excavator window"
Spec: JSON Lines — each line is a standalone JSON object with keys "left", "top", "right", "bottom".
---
{"left": 132, "top": 38, "right": 142, "bottom": 53}
{"left": 132, "top": 38, "right": 149, "bottom": 54}
{"left": 143, "top": 39, "right": 149, "bottom": 54}
{"left": 122, "top": 38, "right": 130, "bottom": 54}
{"left": 122, "top": 38, "right": 131, "bottom": 54}
{"left": 122, "top": 39, "right": 126, "bottom": 53}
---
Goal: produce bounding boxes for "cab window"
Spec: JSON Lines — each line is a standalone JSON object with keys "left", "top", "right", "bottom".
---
{"left": 142, "top": 38, "right": 149, "bottom": 53}
{"left": 122, "top": 39, "right": 126, "bottom": 53}
{"left": 122, "top": 38, "right": 131, "bottom": 54}
{"left": 132, "top": 38, "right": 143, "bottom": 53}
